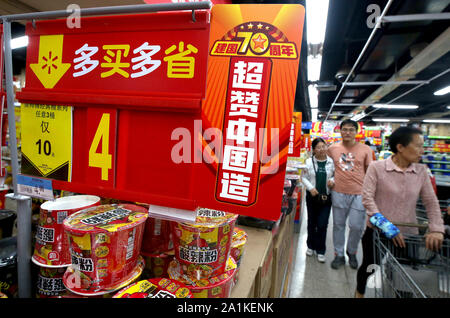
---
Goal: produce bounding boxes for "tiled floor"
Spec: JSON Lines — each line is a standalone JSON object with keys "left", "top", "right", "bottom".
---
{"left": 287, "top": 208, "right": 376, "bottom": 298}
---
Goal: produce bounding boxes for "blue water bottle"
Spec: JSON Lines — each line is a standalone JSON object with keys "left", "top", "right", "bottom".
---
{"left": 370, "top": 213, "right": 400, "bottom": 239}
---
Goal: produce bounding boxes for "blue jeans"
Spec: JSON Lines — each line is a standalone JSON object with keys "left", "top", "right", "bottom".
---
{"left": 306, "top": 192, "right": 332, "bottom": 255}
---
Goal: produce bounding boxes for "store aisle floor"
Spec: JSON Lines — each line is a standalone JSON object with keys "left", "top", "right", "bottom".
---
{"left": 287, "top": 208, "right": 376, "bottom": 298}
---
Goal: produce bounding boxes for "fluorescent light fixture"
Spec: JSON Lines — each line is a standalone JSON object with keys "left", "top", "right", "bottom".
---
{"left": 372, "top": 118, "right": 410, "bottom": 123}
{"left": 308, "top": 84, "right": 318, "bottom": 109}
{"left": 351, "top": 112, "right": 366, "bottom": 121}
{"left": 423, "top": 119, "right": 450, "bottom": 124}
{"left": 311, "top": 109, "right": 318, "bottom": 122}
{"left": 306, "top": 0, "right": 329, "bottom": 120}
{"left": 434, "top": 85, "right": 450, "bottom": 96}
{"left": 373, "top": 104, "right": 419, "bottom": 109}
{"left": 307, "top": 55, "right": 322, "bottom": 81}
{"left": 11, "top": 36, "right": 28, "bottom": 49}
{"left": 306, "top": 0, "right": 330, "bottom": 45}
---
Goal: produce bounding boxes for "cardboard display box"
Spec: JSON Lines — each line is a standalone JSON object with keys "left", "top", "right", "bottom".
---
{"left": 269, "top": 211, "right": 295, "bottom": 298}
{"left": 230, "top": 225, "right": 273, "bottom": 298}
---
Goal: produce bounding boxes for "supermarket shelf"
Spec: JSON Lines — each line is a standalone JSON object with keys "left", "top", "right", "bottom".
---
{"left": 430, "top": 168, "right": 450, "bottom": 172}
{"left": 428, "top": 136, "right": 450, "bottom": 140}
{"left": 435, "top": 175, "right": 450, "bottom": 187}
{"left": 422, "top": 160, "right": 449, "bottom": 164}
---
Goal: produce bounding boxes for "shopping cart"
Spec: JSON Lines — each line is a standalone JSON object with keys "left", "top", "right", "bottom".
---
{"left": 416, "top": 199, "right": 448, "bottom": 220}
{"left": 372, "top": 224, "right": 450, "bottom": 298}
{"left": 415, "top": 199, "right": 448, "bottom": 235}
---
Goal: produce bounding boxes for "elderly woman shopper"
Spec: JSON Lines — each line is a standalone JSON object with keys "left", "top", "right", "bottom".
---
{"left": 355, "top": 126, "right": 445, "bottom": 298}
{"left": 302, "top": 138, "right": 335, "bottom": 263}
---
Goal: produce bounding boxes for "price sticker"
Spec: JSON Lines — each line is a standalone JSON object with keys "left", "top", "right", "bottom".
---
{"left": 20, "top": 104, "right": 72, "bottom": 181}
{"left": 17, "top": 174, "right": 54, "bottom": 200}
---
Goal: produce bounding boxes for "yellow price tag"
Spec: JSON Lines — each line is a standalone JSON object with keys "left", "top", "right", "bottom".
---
{"left": 20, "top": 104, "right": 72, "bottom": 181}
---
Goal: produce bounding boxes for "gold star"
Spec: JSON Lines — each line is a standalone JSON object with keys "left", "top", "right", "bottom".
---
{"left": 265, "top": 26, "right": 270, "bottom": 30}
{"left": 247, "top": 23, "right": 254, "bottom": 29}
{"left": 252, "top": 34, "right": 267, "bottom": 50}
{"left": 257, "top": 23, "right": 263, "bottom": 29}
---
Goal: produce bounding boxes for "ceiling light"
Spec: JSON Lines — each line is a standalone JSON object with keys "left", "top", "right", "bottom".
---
{"left": 372, "top": 118, "right": 410, "bottom": 123}
{"left": 11, "top": 36, "right": 28, "bottom": 49}
{"left": 306, "top": 0, "right": 329, "bottom": 45}
{"left": 372, "top": 104, "right": 419, "bottom": 109}
{"left": 446, "top": 105, "right": 450, "bottom": 109}
{"left": 434, "top": 85, "right": 450, "bottom": 96}
{"left": 308, "top": 84, "right": 318, "bottom": 109}
{"left": 351, "top": 112, "right": 366, "bottom": 121}
{"left": 311, "top": 109, "right": 318, "bottom": 122}
{"left": 308, "top": 55, "right": 322, "bottom": 81}
{"left": 423, "top": 119, "right": 450, "bottom": 124}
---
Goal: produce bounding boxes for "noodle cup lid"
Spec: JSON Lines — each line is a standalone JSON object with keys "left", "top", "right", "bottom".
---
{"left": 232, "top": 227, "right": 248, "bottom": 247}
{"left": 63, "top": 204, "right": 148, "bottom": 233}
{"left": 40, "top": 195, "right": 100, "bottom": 211}
{"left": 168, "top": 257, "right": 236, "bottom": 290}
{"left": 113, "top": 278, "right": 192, "bottom": 298}
{"left": 182, "top": 208, "right": 238, "bottom": 228}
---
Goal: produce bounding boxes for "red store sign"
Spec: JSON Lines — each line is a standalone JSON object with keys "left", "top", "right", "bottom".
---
{"left": 17, "top": 5, "right": 305, "bottom": 221}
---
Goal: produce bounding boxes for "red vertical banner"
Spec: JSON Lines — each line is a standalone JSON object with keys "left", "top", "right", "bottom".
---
{"left": 215, "top": 57, "right": 272, "bottom": 205}
{"left": 194, "top": 4, "right": 305, "bottom": 220}
{"left": 288, "top": 112, "right": 302, "bottom": 157}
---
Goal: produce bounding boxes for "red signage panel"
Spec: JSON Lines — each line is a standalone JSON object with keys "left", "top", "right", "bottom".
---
{"left": 193, "top": 4, "right": 305, "bottom": 220}
{"left": 17, "top": 11, "right": 210, "bottom": 211}
{"left": 16, "top": 5, "right": 305, "bottom": 221}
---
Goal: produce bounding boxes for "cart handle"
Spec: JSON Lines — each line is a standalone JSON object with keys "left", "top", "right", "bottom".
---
{"left": 393, "top": 222, "right": 428, "bottom": 229}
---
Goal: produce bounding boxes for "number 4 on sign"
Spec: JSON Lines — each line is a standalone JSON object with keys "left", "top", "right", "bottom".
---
{"left": 89, "top": 113, "right": 112, "bottom": 181}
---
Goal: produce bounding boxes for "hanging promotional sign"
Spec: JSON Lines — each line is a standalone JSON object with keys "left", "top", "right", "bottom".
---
{"left": 193, "top": 4, "right": 305, "bottom": 220}
{"left": 288, "top": 112, "right": 302, "bottom": 157}
{"left": 16, "top": 5, "right": 305, "bottom": 221}
{"left": 20, "top": 104, "right": 72, "bottom": 181}
{"left": 17, "top": 11, "right": 210, "bottom": 211}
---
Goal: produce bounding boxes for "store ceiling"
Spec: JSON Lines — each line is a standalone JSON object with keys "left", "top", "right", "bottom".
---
{"left": 2, "top": 0, "right": 449, "bottom": 124}
{"left": 318, "top": 0, "right": 450, "bottom": 124}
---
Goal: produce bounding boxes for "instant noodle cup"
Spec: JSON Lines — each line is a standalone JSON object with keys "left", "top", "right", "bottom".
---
{"left": 231, "top": 227, "right": 247, "bottom": 284}
{"left": 168, "top": 257, "right": 236, "bottom": 298}
{"left": 171, "top": 208, "right": 237, "bottom": 280}
{"left": 36, "top": 266, "right": 68, "bottom": 298}
{"left": 113, "top": 278, "right": 192, "bottom": 298}
{"left": 142, "top": 250, "right": 174, "bottom": 279}
{"left": 141, "top": 217, "right": 174, "bottom": 255}
{"left": 63, "top": 204, "right": 148, "bottom": 292}
{"left": 32, "top": 195, "right": 101, "bottom": 267}
{"left": 231, "top": 227, "right": 247, "bottom": 267}
{"left": 63, "top": 255, "right": 145, "bottom": 297}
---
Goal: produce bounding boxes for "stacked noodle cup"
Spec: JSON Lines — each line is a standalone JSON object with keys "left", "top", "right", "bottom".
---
{"left": 230, "top": 226, "right": 248, "bottom": 285}
{"left": 32, "top": 195, "right": 101, "bottom": 298}
{"left": 169, "top": 208, "right": 238, "bottom": 298}
{"left": 62, "top": 203, "right": 148, "bottom": 297}
{"left": 140, "top": 217, "right": 175, "bottom": 279}
{"left": 113, "top": 278, "right": 193, "bottom": 298}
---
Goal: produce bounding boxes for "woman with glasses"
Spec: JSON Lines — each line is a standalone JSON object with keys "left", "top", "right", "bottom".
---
{"left": 302, "top": 137, "right": 335, "bottom": 263}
